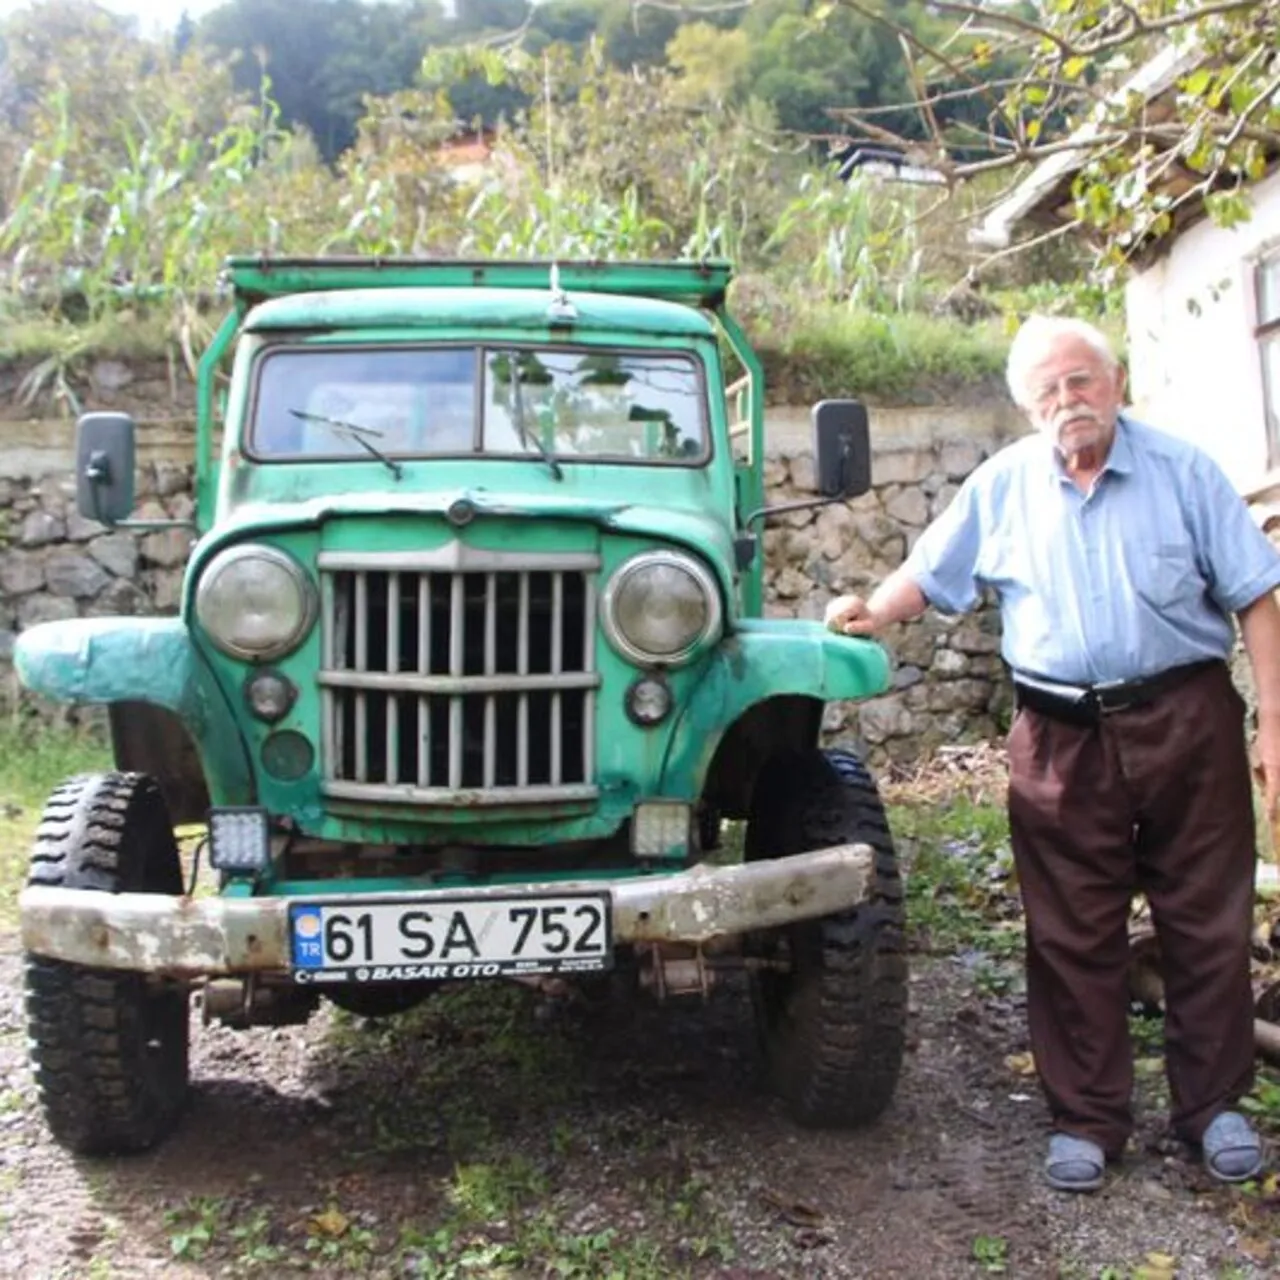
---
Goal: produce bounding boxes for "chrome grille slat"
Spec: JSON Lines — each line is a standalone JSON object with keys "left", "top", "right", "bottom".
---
{"left": 385, "top": 572, "right": 400, "bottom": 784}
{"left": 320, "top": 551, "right": 600, "bottom": 806}
{"left": 319, "top": 671, "right": 595, "bottom": 693}
{"left": 354, "top": 574, "right": 368, "bottom": 783}
{"left": 551, "top": 571, "right": 563, "bottom": 785}
{"left": 484, "top": 572, "right": 496, "bottom": 789}
{"left": 518, "top": 574, "right": 529, "bottom": 789}
{"left": 582, "top": 575, "right": 597, "bottom": 784}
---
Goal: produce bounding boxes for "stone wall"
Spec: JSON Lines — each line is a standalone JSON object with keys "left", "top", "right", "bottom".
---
{"left": 757, "top": 406, "right": 1023, "bottom": 764}
{"left": 0, "top": 358, "right": 1026, "bottom": 763}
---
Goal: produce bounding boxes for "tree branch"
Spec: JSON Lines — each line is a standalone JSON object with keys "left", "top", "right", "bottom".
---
{"left": 928, "top": 0, "right": 1261, "bottom": 60}
{"left": 897, "top": 33, "right": 945, "bottom": 153}
{"left": 836, "top": 0, "right": 1021, "bottom": 145}
{"left": 925, "top": 0, "right": 1072, "bottom": 53}
{"left": 1222, "top": 67, "right": 1280, "bottom": 150}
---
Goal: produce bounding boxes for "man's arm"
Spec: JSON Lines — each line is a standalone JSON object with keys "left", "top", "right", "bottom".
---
{"left": 1239, "top": 590, "right": 1280, "bottom": 822}
{"left": 825, "top": 569, "right": 929, "bottom": 636}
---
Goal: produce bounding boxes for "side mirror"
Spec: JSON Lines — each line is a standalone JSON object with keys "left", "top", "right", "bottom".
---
{"left": 813, "top": 399, "right": 871, "bottom": 499}
{"left": 76, "top": 411, "right": 136, "bottom": 526}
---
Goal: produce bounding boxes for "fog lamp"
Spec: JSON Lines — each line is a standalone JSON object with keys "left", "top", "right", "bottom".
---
{"left": 626, "top": 674, "right": 672, "bottom": 726}
{"left": 208, "top": 806, "right": 271, "bottom": 875}
{"left": 245, "top": 670, "right": 297, "bottom": 722}
{"left": 631, "top": 801, "right": 691, "bottom": 859}
{"left": 262, "top": 730, "right": 315, "bottom": 781}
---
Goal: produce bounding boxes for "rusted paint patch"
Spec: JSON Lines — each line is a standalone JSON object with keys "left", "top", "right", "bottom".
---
{"left": 613, "top": 844, "right": 874, "bottom": 943}
{"left": 20, "top": 888, "right": 292, "bottom": 976}
{"left": 18, "top": 843, "right": 873, "bottom": 976}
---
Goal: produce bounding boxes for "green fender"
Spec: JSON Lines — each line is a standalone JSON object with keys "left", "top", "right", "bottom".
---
{"left": 14, "top": 617, "right": 254, "bottom": 803}
{"left": 661, "top": 619, "right": 891, "bottom": 791}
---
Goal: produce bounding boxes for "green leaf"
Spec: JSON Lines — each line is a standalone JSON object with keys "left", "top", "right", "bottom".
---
{"left": 1182, "top": 67, "right": 1213, "bottom": 97}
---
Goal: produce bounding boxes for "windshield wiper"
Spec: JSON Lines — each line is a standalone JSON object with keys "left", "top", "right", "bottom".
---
{"left": 288, "top": 408, "right": 403, "bottom": 480}
{"left": 506, "top": 352, "right": 563, "bottom": 481}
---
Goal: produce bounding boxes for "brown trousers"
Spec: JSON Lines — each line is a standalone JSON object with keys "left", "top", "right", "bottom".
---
{"left": 1006, "top": 662, "right": 1256, "bottom": 1155}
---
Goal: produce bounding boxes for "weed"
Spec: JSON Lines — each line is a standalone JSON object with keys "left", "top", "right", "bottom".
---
{"left": 972, "top": 958, "right": 1020, "bottom": 998}
{"left": 1239, "top": 1070, "right": 1280, "bottom": 1133}
{"left": 973, "top": 1233, "right": 1009, "bottom": 1274}
{"left": 890, "top": 796, "right": 1021, "bottom": 959}
{"left": 164, "top": 1195, "right": 224, "bottom": 1261}
{"left": 448, "top": 1157, "right": 547, "bottom": 1222}
{"left": 228, "top": 1207, "right": 286, "bottom": 1270}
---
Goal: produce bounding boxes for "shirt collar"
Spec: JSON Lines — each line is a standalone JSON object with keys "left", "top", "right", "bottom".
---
{"left": 1048, "top": 413, "right": 1134, "bottom": 483}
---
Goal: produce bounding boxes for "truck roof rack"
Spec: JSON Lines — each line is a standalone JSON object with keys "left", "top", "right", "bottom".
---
{"left": 222, "top": 256, "right": 734, "bottom": 310}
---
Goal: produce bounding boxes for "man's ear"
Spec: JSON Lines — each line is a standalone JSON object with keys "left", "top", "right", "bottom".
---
{"left": 1115, "top": 362, "right": 1128, "bottom": 400}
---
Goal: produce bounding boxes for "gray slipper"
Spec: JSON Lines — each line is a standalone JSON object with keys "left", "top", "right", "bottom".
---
{"left": 1202, "top": 1111, "right": 1264, "bottom": 1183}
{"left": 1045, "top": 1133, "right": 1105, "bottom": 1192}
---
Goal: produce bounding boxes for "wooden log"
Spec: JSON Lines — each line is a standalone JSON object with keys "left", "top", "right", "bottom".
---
{"left": 1256, "top": 1018, "right": 1280, "bottom": 1066}
{"left": 1129, "top": 931, "right": 1280, "bottom": 1066}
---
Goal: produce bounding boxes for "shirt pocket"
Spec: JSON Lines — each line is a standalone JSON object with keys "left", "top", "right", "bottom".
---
{"left": 1133, "top": 540, "right": 1200, "bottom": 610}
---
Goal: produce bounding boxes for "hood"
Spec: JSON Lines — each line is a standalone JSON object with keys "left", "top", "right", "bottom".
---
{"left": 187, "top": 487, "right": 741, "bottom": 601}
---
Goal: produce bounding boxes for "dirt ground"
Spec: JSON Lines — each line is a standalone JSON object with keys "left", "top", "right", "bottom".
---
{"left": 0, "top": 929, "right": 1276, "bottom": 1280}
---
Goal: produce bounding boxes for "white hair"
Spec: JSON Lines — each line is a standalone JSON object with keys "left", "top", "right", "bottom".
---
{"left": 1006, "top": 315, "right": 1118, "bottom": 408}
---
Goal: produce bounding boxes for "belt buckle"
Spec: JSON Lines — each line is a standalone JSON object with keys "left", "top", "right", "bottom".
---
{"left": 1092, "top": 680, "right": 1138, "bottom": 715}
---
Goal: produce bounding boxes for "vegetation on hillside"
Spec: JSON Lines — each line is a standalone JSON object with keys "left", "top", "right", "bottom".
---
{"left": 10, "top": 0, "right": 1242, "bottom": 400}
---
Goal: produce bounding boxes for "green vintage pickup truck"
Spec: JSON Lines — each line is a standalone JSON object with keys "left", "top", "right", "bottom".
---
{"left": 15, "top": 257, "right": 905, "bottom": 1154}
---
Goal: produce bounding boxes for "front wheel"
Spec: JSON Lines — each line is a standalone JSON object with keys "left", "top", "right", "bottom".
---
{"left": 25, "top": 772, "right": 190, "bottom": 1155}
{"left": 745, "top": 749, "right": 907, "bottom": 1128}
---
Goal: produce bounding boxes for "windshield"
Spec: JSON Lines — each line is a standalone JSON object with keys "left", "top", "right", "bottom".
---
{"left": 249, "top": 345, "right": 708, "bottom": 464}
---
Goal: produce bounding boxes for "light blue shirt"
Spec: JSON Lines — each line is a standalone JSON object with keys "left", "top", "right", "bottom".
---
{"left": 903, "top": 415, "right": 1280, "bottom": 685}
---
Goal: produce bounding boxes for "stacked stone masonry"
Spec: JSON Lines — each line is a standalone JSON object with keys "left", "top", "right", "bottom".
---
{"left": 0, "top": 358, "right": 1025, "bottom": 766}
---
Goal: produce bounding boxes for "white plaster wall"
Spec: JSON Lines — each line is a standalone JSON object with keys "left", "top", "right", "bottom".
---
{"left": 1125, "top": 169, "right": 1280, "bottom": 492}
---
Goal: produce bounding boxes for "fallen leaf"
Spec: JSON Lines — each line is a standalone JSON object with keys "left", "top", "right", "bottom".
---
{"left": 1134, "top": 1252, "right": 1177, "bottom": 1280}
{"left": 310, "top": 1207, "right": 349, "bottom": 1238}
{"left": 758, "top": 1188, "right": 826, "bottom": 1229}
{"left": 1003, "top": 1052, "right": 1036, "bottom": 1076}
{"left": 1238, "top": 1235, "right": 1272, "bottom": 1263}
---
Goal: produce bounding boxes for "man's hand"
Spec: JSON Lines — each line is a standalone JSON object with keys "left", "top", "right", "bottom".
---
{"left": 1254, "top": 711, "right": 1280, "bottom": 827}
{"left": 825, "top": 594, "right": 880, "bottom": 636}
{"left": 824, "top": 573, "right": 930, "bottom": 636}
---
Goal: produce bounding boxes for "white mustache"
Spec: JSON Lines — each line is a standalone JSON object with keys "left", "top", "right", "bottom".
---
{"left": 1053, "top": 407, "right": 1103, "bottom": 431}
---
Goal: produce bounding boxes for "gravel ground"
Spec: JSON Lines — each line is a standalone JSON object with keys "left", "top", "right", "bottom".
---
{"left": 0, "top": 934, "right": 1276, "bottom": 1280}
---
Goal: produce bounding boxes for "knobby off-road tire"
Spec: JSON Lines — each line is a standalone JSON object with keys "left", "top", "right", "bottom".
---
{"left": 745, "top": 748, "right": 907, "bottom": 1128}
{"left": 25, "top": 771, "right": 190, "bottom": 1155}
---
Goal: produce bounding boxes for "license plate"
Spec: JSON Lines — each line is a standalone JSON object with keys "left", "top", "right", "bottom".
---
{"left": 288, "top": 892, "right": 612, "bottom": 983}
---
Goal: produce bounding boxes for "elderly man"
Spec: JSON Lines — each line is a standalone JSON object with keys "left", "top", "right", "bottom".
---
{"left": 826, "top": 315, "right": 1280, "bottom": 1192}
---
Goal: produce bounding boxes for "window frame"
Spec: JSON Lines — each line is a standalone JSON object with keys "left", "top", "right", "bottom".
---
{"left": 1255, "top": 251, "right": 1280, "bottom": 467}
{"left": 243, "top": 340, "right": 713, "bottom": 470}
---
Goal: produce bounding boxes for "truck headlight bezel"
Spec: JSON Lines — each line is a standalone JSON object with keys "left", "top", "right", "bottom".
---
{"left": 600, "top": 550, "right": 723, "bottom": 668}
{"left": 195, "top": 544, "right": 317, "bottom": 663}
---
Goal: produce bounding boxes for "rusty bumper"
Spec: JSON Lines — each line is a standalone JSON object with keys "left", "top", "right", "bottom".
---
{"left": 18, "top": 843, "right": 874, "bottom": 977}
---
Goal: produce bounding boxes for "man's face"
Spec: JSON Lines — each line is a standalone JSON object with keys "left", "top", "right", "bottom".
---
{"left": 1022, "top": 336, "right": 1126, "bottom": 456}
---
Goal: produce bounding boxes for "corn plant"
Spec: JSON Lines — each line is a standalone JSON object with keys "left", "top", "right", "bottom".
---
{"left": 766, "top": 171, "right": 928, "bottom": 311}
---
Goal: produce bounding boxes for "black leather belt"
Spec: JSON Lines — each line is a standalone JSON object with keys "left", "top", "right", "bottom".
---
{"left": 1012, "top": 659, "right": 1223, "bottom": 726}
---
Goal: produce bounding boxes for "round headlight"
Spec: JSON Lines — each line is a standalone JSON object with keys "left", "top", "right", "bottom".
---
{"left": 601, "top": 551, "right": 722, "bottom": 666}
{"left": 196, "top": 545, "right": 317, "bottom": 662}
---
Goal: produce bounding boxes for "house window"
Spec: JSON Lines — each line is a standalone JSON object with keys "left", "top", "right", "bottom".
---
{"left": 1258, "top": 254, "right": 1280, "bottom": 466}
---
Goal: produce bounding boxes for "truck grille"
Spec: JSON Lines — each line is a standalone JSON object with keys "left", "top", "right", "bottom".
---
{"left": 318, "top": 547, "right": 600, "bottom": 806}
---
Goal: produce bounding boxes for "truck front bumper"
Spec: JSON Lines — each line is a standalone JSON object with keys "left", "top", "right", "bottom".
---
{"left": 19, "top": 843, "right": 874, "bottom": 977}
